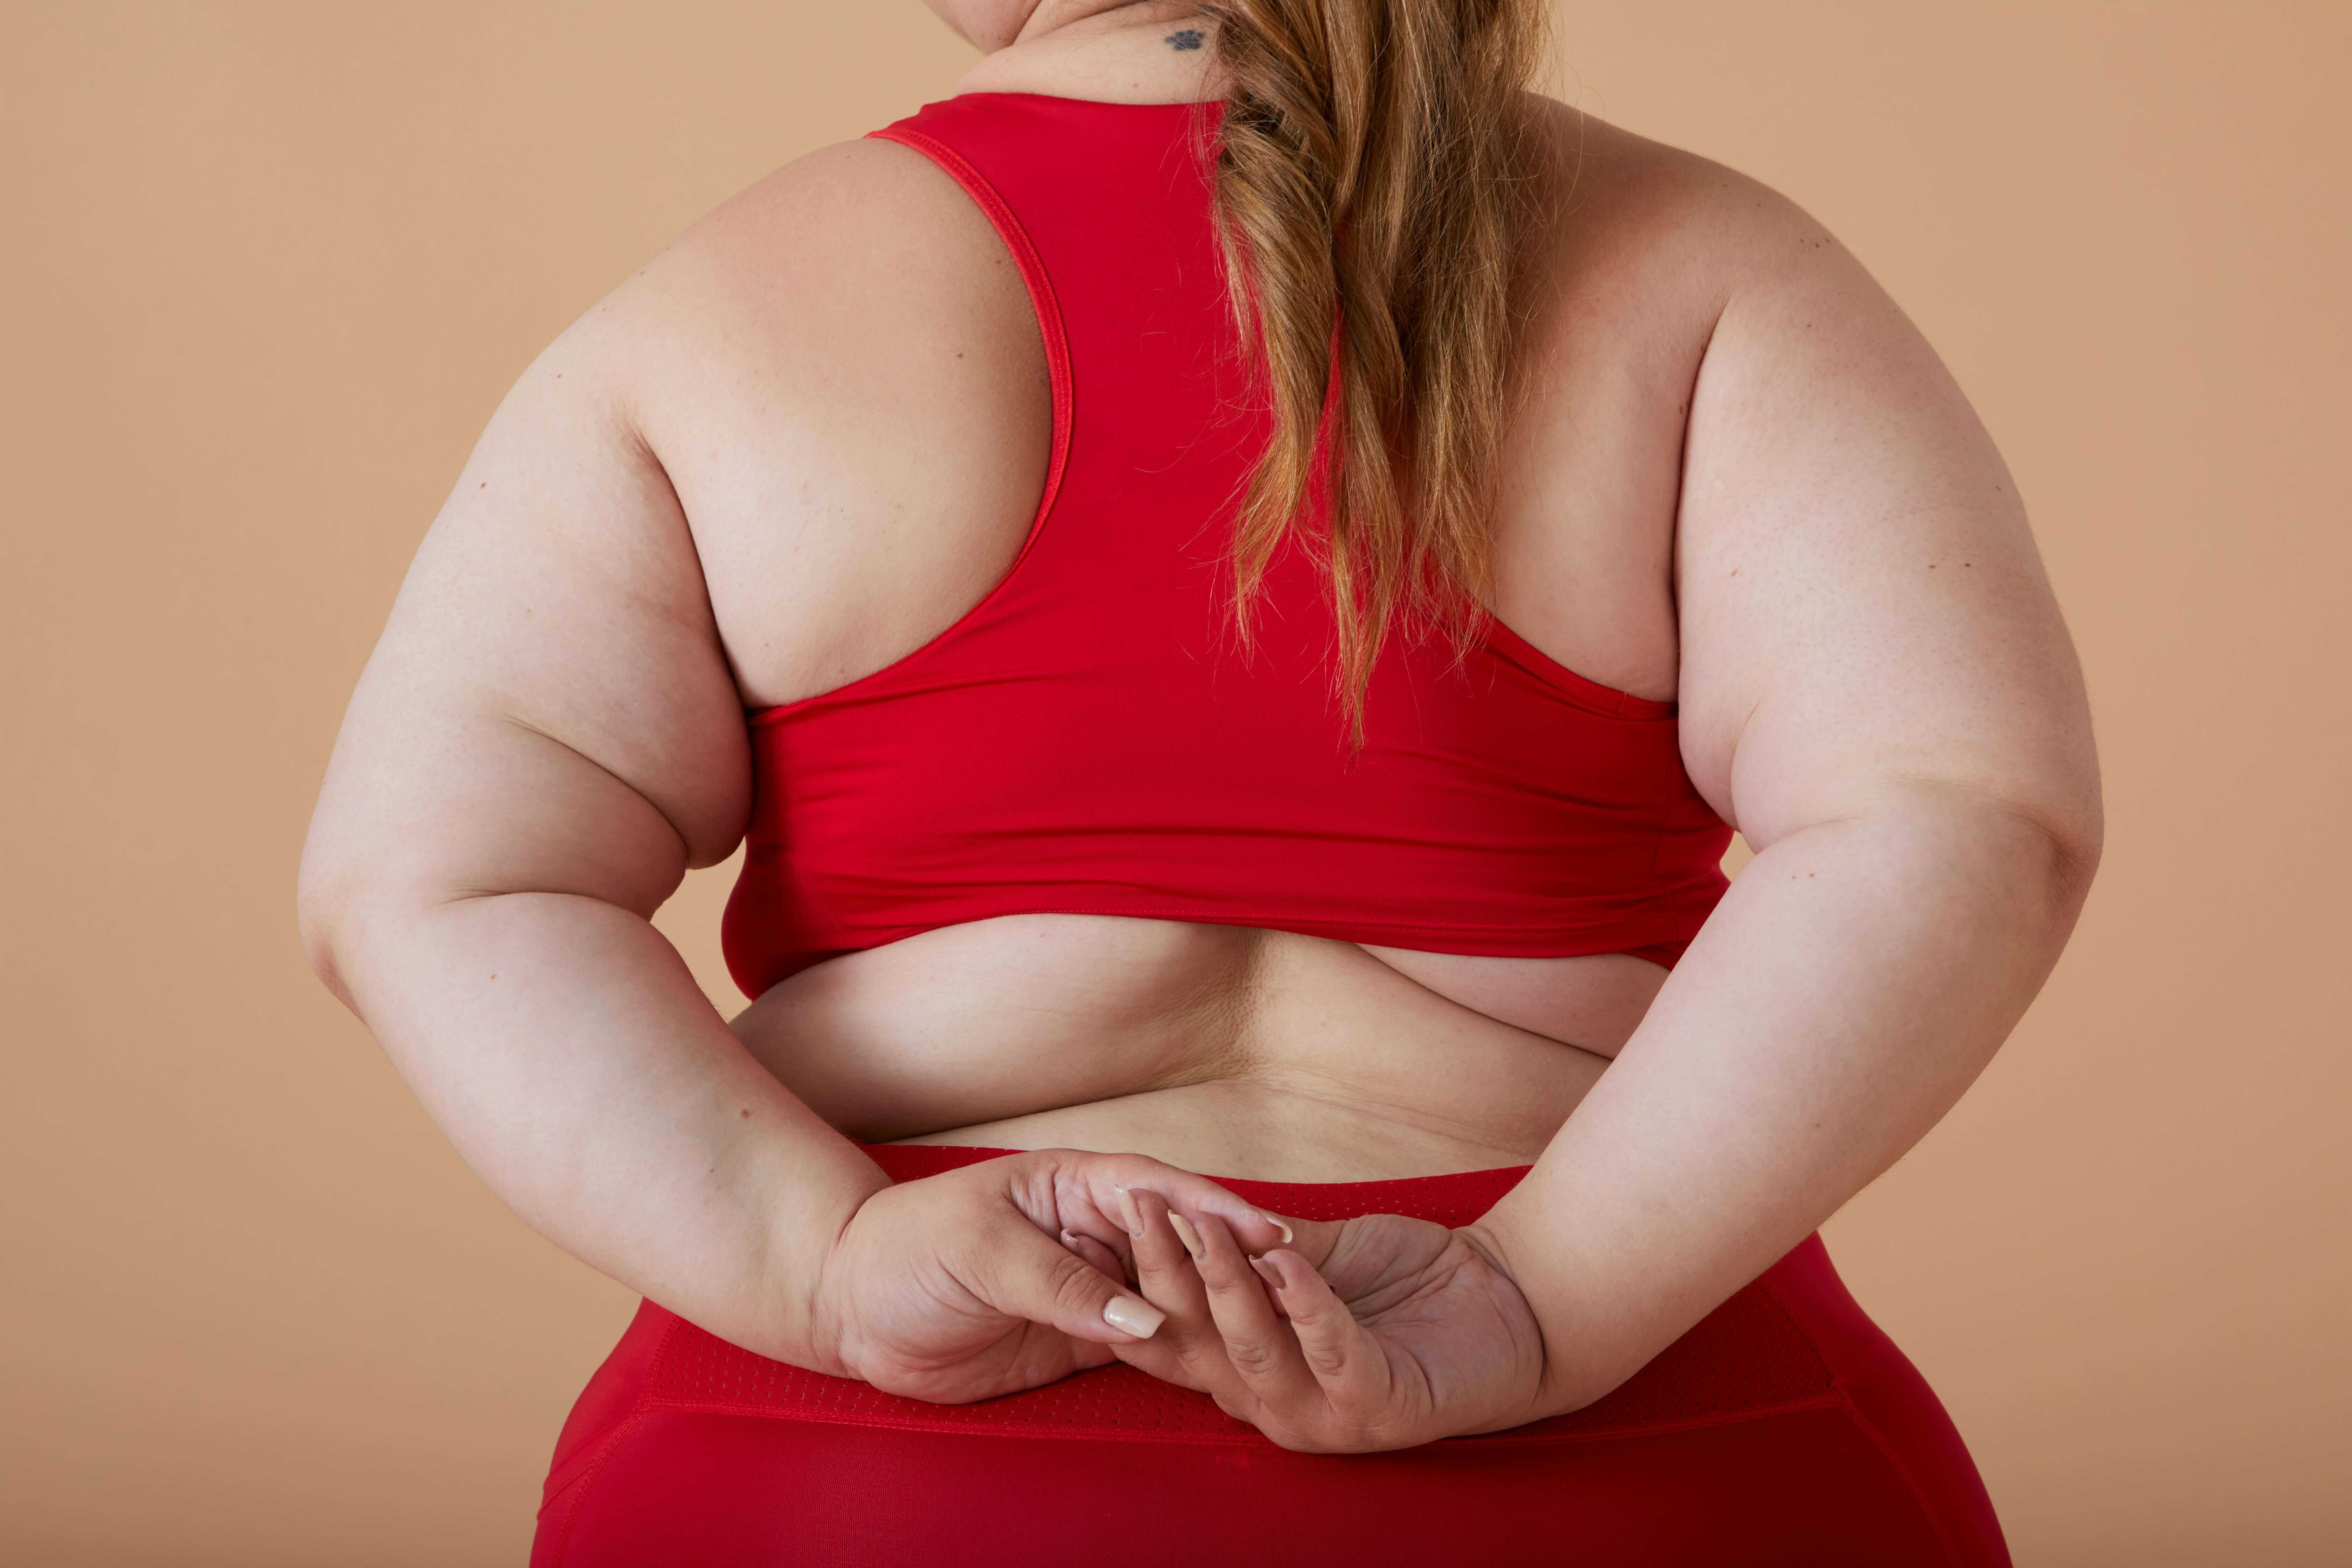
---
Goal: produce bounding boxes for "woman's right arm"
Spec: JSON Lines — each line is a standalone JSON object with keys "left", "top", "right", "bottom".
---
{"left": 296, "top": 298, "right": 895, "bottom": 1366}
{"left": 296, "top": 262, "right": 1290, "bottom": 1391}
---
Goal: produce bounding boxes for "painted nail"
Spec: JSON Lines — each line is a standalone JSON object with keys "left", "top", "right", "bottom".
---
{"left": 1102, "top": 1295, "right": 1166, "bottom": 1338}
{"left": 1250, "top": 1211, "right": 1295, "bottom": 1245}
{"left": 1113, "top": 1185, "right": 1145, "bottom": 1239}
{"left": 1167, "top": 1211, "right": 1207, "bottom": 1261}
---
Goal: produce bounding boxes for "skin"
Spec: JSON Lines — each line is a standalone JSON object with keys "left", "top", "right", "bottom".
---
{"left": 298, "top": 0, "right": 2101, "bottom": 1450}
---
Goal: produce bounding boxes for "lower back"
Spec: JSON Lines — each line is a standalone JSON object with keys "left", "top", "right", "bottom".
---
{"left": 728, "top": 915, "right": 1658, "bottom": 1182}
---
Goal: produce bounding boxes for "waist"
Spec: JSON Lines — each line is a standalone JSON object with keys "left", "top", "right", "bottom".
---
{"left": 869, "top": 1142, "right": 1536, "bottom": 1226}
{"left": 557, "top": 1146, "right": 1856, "bottom": 1454}
{"left": 729, "top": 917, "right": 1651, "bottom": 1183}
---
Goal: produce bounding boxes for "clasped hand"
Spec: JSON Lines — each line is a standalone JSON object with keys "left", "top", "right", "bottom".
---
{"left": 809, "top": 1150, "right": 1550, "bottom": 1452}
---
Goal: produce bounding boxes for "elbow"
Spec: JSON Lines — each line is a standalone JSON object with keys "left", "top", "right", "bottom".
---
{"left": 2008, "top": 778, "right": 2104, "bottom": 931}
{"left": 294, "top": 838, "right": 367, "bottom": 1009}
{"left": 1826, "top": 773, "right": 2102, "bottom": 960}
{"left": 295, "top": 881, "right": 350, "bottom": 1008}
{"left": 1931, "top": 778, "right": 2103, "bottom": 964}
{"left": 2055, "top": 805, "right": 2103, "bottom": 908}
{"left": 2027, "top": 709, "right": 2107, "bottom": 914}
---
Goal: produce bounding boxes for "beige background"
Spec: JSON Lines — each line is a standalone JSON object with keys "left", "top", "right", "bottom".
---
{"left": 4, "top": 3, "right": 2346, "bottom": 1562}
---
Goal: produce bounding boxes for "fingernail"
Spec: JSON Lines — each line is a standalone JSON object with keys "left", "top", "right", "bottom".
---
{"left": 1250, "top": 1211, "right": 1295, "bottom": 1245}
{"left": 1114, "top": 1186, "right": 1148, "bottom": 1239}
{"left": 1167, "top": 1211, "right": 1206, "bottom": 1261}
{"left": 1250, "top": 1253, "right": 1287, "bottom": 1289}
{"left": 1102, "top": 1295, "right": 1165, "bottom": 1338}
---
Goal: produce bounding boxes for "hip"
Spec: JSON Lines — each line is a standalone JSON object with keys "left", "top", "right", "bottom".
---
{"left": 533, "top": 1146, "right": 2009, "bottom": 1568}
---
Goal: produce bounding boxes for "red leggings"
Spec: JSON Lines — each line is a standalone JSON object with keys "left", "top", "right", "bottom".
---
{"left": 533, "top": 1146, "right": 2009, "bottom": 1566}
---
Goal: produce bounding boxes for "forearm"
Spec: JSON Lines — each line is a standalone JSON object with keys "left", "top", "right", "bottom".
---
{"left": 322, "top": 889, "right": 891, "bottom": 1366}
{"left": 1471, "top": 793, "right": 2091, "bottom": 1415}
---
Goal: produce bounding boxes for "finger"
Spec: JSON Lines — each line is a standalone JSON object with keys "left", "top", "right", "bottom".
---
{"left": 961, "top": 1212, "right": 1167, "bottom": 1347}
{"left": 1050, "top": 1180, "right": 1138, "bottom": 1278}
{"left": 1253, "top": 1249, "right": 1381, "bottom": 1405}
{"left": 1042, "top": 1152, "right": 1319, "bottom": 1264}
{"left": 1059, "top": 1227, "right": 1128, "bottom": 1286}
{"left": 1104, "top": 1188, "right": 1221, "bottom": 1390}
{"left": 1182, "top": 1212, "right": 1320, "bottom": 1413}
{"left": 1120, "top": 1189, "right": 1211, "bottom": 1321}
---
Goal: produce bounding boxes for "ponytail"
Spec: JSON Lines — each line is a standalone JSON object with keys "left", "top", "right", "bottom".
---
{"left": 1203, "top": 0, "right": 1547, "bottom": 741}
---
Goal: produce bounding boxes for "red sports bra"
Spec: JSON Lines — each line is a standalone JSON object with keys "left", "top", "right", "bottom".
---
{"left": 719, "top": 93, "right": 1731, "bottom": 1001}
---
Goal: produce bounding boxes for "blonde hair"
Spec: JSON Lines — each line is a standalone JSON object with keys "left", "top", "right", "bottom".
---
{"left": 1203, "top": 0, "right": 1547, "bottom": 740}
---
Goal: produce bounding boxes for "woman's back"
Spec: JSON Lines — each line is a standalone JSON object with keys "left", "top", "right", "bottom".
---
{"left": 536, "top": 47, "right": 1774, "bottom": 1180}
{"left": 658, "top": 94, "right": 1701, "bottom": 754}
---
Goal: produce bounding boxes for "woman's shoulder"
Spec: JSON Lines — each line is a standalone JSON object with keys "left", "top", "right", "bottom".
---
{"left": 1482, "top": 101, "right": 1888, "bottom": 704}
{"left": 575, "top": 134, "right": 1030, "bottom": 396}
{"left": 1517, "top": 98, "right": 1846, "bottom": 352}
{"left": 545, "top": 133, "right": 1055, "bottom": 713}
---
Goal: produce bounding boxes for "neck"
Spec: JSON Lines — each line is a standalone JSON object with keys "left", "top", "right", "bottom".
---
{"left": 1016, "top": 1, "right": 1200, "bottom": 45}
{"left": 956, "top": 2, "right": 1224, "bottom": 105}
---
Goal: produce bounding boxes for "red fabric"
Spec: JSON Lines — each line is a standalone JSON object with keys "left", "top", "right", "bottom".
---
{"left": 533, "top": 1147, "right": 2010, "bottom": 1566}
{"left": 720, "top": 93, "right": 1733, "bottom": 1000}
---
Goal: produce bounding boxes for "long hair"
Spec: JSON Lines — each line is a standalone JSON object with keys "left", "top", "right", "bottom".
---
{"left": 1202, "top": 0, "right": 1547, "bottom": 742}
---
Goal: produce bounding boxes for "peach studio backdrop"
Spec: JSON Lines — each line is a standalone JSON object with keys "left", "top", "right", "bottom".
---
{"left": 4, "top": 3, "right": 2345, "bottom": 1563}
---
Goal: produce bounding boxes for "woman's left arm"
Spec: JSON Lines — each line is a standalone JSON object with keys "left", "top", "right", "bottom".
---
{"left": 1112, "top": 187, "right": 2104, "bottom": 1448}
{"left": 1470, "top": 190, "right": 2104, "bottom": 1416}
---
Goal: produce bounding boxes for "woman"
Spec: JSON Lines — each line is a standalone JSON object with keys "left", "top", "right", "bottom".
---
{"left": 299, "top": 1, "right": 2100, "bottom": 1562}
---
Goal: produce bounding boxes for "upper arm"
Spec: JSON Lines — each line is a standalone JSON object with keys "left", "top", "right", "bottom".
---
{"left": 299, "top": 295, "right": 751, "bottom": 974}
{"left": 1670, "top": 182, "right": 2100, "bottom": 862}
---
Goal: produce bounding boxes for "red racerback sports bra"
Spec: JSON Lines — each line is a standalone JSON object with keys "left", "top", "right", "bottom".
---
{"left": 720, "top": 93, "right": 1731, "bottom": 1001}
